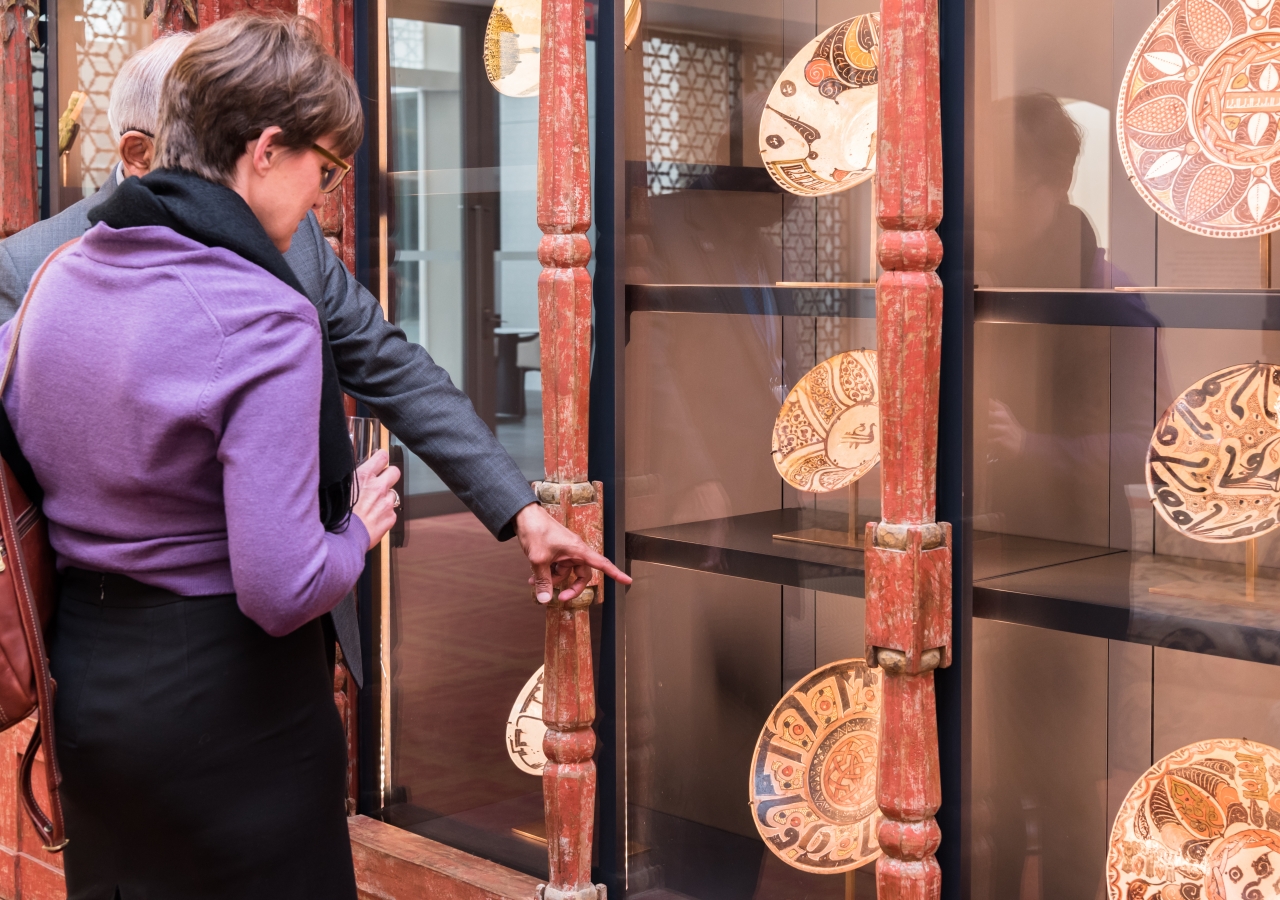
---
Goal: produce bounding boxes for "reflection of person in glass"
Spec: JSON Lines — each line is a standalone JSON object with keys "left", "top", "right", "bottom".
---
{"left": 979, "top": 93, "right": 1102, "bottom": 288}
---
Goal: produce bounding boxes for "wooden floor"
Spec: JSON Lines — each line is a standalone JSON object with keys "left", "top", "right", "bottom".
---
{"left": 390, "top": 513, "right": 545, "bottom": 818}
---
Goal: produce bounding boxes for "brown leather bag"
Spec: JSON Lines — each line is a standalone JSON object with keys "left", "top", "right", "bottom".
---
{"left": 0, "top": 240, "right": 79, "bottom": 852}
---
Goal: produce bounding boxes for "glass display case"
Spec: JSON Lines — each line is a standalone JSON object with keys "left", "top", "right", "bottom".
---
{"left": 366, "top": 0, "right": 596, "bottom": 880}
{"left": 621, "top": 1, "right": 884, "bottom": 897}
{"left": 351, "top": 0, "right": 1280, "bottom": 896}
{"left": 49, "top": 0, "right": 151, "bottom": 213}
{"left": 968, "top": 0, "right": 1280, "bottom": 896}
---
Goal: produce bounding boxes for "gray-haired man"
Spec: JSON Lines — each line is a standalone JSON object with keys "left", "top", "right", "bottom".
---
{"left": 0, "top": 36, "right": 628, "bottom": 681}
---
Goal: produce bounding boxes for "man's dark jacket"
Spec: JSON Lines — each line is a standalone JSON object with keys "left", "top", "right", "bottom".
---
{"left": 0, "top": 173, "right": 537, "bottom": 682}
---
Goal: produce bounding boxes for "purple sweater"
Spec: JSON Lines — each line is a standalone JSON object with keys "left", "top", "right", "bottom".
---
{"left": 0, "top": 223, "right": 368, "bottom": 636}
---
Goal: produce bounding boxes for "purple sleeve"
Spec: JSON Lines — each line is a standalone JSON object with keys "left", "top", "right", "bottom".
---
{"left": 211, "top": 310, "right": 368, "bottom": 636}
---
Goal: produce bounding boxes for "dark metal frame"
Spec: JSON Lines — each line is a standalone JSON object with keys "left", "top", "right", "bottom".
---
{"left": 936, "top": 0, "right": 974, "bottom": 895}
{"left": 589, "top": 0, "right": 624, "bottom": 891}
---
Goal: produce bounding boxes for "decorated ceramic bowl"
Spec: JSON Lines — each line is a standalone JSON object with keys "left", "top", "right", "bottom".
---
{"left": 1147, "top": 362, "right": 1280, "bottom": 542}
{"left": 759, "top": 13, "right": 879, "bottom": 196}
{"left": 505, "top": 665, "right": 545, "bottom": 775}
{"left": 749, "top": 658, "right": 882, "bottom": 874}
{"left": 1108, "top": 738, "right": 1280, "bottom": 900}
{"left": 1118, "top": 0, "right": 1280, "bottom": 237}
{"left": 772, "top": 349, "right": 880, "bottom": 493}
{"left": 485, "top": 0, "right": 541, "bottom": 98}
{"left": 485, "top": 0, "right": 641, "bottom": 98}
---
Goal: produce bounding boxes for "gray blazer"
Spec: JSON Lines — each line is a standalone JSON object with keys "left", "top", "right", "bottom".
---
{"left": 0, "top": 174, "right": 538, "bottom": 684}
{"left": 0, "top": 174, "right": 537, "bottom": 538}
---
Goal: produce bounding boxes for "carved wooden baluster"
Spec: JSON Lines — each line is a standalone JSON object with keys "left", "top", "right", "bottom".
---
{"left": 863, "top": 0, "right": 951, "bottom": 898}
{"left": 0, "top": 0, "right": 38, "bottom": 238}
{"left": 533, "top": 0, "right": 603, "bottom": 898}
{"left": 150, "top": 0, "right": 199, "bottom": 37}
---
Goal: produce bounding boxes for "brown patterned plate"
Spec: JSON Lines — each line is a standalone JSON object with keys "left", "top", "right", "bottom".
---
{"left": 505, "top": 665, "right": 545, "bottom": 775}
{"left": 759, "top": 14, "right": 879, "bottom": 197}
{"left": 485, "top": 0, "right": 641, "bottom": 98}
{"left": 1118, "top": 0, "right": 1280, "bottom": 237}
{"left": 485, "top": 0, "right": 540, "bottom": 98}
{"left": 772, "top": 350, "right": 879, "bottom": 493}
{"left": 1147, "top": 362, "right": 1280, "bottom": 542}
{"left": 1107, "top": 738, "right": 1280, "bottom": 900}
{"left": 749, "top": 659, "right": 882, "bottom": 874}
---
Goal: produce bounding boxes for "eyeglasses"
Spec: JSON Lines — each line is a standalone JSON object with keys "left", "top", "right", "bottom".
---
{"left": 311, "top": 143, "right": 351, "bottom": 194}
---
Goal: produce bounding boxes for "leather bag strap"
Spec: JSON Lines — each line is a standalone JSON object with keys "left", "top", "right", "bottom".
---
{"left": 1, "top": 240, "right": 78, "bottom": 853}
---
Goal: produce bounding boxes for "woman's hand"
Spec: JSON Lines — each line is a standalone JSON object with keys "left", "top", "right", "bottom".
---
{"left": 352, "top": 449, "right": 400, "bottom": 550}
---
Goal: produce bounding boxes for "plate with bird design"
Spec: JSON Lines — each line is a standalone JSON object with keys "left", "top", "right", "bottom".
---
{"left": 772, "top": 350, "right": 879, "bottom": 493}
{"left": 759, "top": 13, "right": 879, "bottom": 196}
{"left": 1147, "top": 362, "right": 1280, "bottom": 543}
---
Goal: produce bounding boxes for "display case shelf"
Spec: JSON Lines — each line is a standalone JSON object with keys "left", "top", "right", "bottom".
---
{"left": 623, "top": 160, "right": 784, "bottom": 194}
{"left": 627, "top": 286, "right": 1280, "bottom": 328}
{"left": 625, "top": 284, "right": 877, "bottom": 320}
{"left": 625, "top": 508, "right": 867, "bottom": 597}
{"left": 627, "top": 512, "right": 1114, "bottom": 598}
{"left": 628, "top": 514, "right": 1280, "bottom": 666}
{"left": 976, "top": 288, "right": 1280, "bottom": 330}
{"left": 975, "top": 548, "right": 1280, "bottom": 667}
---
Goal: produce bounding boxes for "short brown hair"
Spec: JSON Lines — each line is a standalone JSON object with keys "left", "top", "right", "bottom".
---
{"left": 155, "top": 14, "right": 363, "bottom": 184}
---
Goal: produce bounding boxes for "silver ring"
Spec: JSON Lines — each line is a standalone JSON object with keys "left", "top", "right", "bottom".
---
{"left": 391, "top": 489, "right": 401, "bottom": 509}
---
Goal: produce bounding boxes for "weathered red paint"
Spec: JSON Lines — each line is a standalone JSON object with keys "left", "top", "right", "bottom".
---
{"left": 0, "top": 0, "right": 37, "bottom": 238}
{"left": 534, "top": 0, "right": 602, "bottom": 897}
{"left": 864, "top": 0, "right": 950, "bottom": 897}
{"left": 151, "top": 0, "right": 297, "bottom": 36}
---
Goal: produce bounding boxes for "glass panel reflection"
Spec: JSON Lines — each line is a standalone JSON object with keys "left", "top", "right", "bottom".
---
{"left": 381, "top": 0, "right": 593, "bottom": 878}
{"left": 54, "top": 0, "right": 151, "bottom": 212}
{"left": 623, "top": 2, "right": 883, "bottom": 896}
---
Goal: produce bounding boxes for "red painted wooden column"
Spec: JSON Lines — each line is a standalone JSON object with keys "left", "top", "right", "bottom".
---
{"left": 0, "top": 0, "right": 38, "bottom": 238}
{"left": 532, "top": 0, "right": 604, "bottom": 898}
{"left": 149, "top": 0, "right": 298, "bottom": 38}
{"left": 863, "top": 0, "right": 950, "bottom": 896}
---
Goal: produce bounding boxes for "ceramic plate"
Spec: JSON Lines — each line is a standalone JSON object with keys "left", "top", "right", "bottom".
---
{"left": 1147, "top": 362, "right": 1280, "bottom": 542}
{"left": 485, "top": 0, "right": 640, "bottom": 98}
{"left": 485, "top": 0, "right": 540, "bottom": 98}
{"left": 772, "top": 349, "right": 879, "bottom": 493}
{"left": 1118, "top": 0, "right": 1280, "bottom": 237}
{"left": 749, "top": 658, "right": 882, "bottom": 873}
{"left": 759, "top": 13, "right": 879, "bottom": 196}
{"left": 1108, "top": 738, "right": 1280, "bottom": 900}
{"left": 505, "top": 665, "right": 545, "bottom": 775}
{"left": 623, "top": 0, "right": 641, "bottom": 49}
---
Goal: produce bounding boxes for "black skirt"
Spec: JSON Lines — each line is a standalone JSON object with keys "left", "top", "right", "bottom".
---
{"left": 49, "top": 568, "right": 357, "bottom": 900}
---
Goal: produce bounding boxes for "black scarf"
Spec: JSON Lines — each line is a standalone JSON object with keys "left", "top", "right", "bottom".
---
{"left": 89, "top": 168, "right": 355, "bottom": 532}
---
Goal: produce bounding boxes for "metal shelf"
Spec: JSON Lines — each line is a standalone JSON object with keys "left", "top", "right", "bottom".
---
{"left": 627, "top": 512, "right": 1280, "bottom": 666}
{"left": 626, "top": 508, "right": 866, "bottom": 597}
{"left": 625, "top": 284, "right": 1280, "bottom": 330}
{"left": 976, "top": 287, "right": 1280, "bottom": 330}
{"left": 625, "top": 284, "right": 877, "bottom": 320}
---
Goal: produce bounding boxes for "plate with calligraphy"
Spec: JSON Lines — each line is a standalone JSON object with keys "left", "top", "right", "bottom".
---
{"left": 759, "top": 14, "right": 879, "bottom": 196}
{"left": 1107, "top": 738, "right": 1280, "bottom": 900}
{"left": 1118, "top": 0, "right": 1280, "bottom": 237}
{"left": 749, "top": 658, "right": 882, "bottom": 874}
{"left": 485, "top": 0, "right": 641, "bottom": 98}
{"left": 772, "top": 350, "right": 879, "bottom": 493}
{"left": 505, "top": 665, "right": 545, "bottom": 775}
{"left": 1147, "top": 362, "right": 1280, "bottom": 542}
